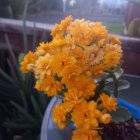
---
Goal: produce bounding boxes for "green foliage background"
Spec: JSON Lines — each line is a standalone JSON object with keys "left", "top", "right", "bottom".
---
{"left": 0, "top": 2, "right": 51, "bottom": 140}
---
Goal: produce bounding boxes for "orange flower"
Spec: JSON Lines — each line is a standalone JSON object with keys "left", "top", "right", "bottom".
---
{"left": 51, "top": 16, "right": 73, "bottom": 38}
{"left": 64, "top": 88, "right": 82, "bottom": 102}
{"left": 20, "top": 17, "right": 123, "bottom": 139}
{"left": 34, "top": 53, "right": 52, "bottom": 80}
{"left": 35, "top": 42, "right": 50, "bottom": 56}
{"left": 63, "top": 101, "right": 82, "bottom": 113}
{"left": 62, "top": 72, "right": 96, "bottom": 99}
{"left": 66, "top": 20, "right": 108, "bottom": 47}
{"left": 86, "top": 45, "right": 104, "bottom": 66}
{"left": 72, "top": 100, "right": 102, "bottom": 129}
{"left": 20, "top": 51, "right": 37, "bottom": 73}
{"left": 72, "top": 129, "right": 102, "bottom": 140}
{"left": 104, "top": 44, "right": 122, "bottom": 56}
{"left": 66, "top": 19, "right": 94, "bottom": 46}
{"left": 100, "top": 93, "right": 117, "bottom": 111}
{"left": 61, "top": 65, "right": 82, "bottom": 88}
{"left": 103, "top": 51, "right": 121, "bottom": 70}
{"left": 52, "top": 104, "right": 68, "bottom": 129}
{"left": 76, "top": 76, "right": 96, "bottom": 99}
{"left": 50, "top": 51, "right": 77, "bottom": 76}
{"left": 63, "top": 88, "right": 83, "bottom": 112}
{"left": 70, "top": 47, "right": 86, "bottom": 67}
{"left": 34, "top": 81, "right": 41, "bottom": 90}
{"left": 35, "top": 76, "right": 62, "bottom": 96}
{"left": 109, "top": 34, "right": 121, "bottom": 45}
{"left": 50, "top": 38, "right": 67, "bottom": 52}
{"left": 90, "top": 22, "right": 108, "bottom": 43}
{"left": 90, "top": 64, "right": 105, "bottom": 78}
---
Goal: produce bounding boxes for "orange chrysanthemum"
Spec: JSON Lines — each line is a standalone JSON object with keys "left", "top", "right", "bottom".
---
{"left": 64, "top": 88, "right": 82, "bottom": 102}
{"left": 86, "top": 45, "right": 104, "bottom": 66}
{"left": 35, "top": 42, "right": 50, "bottom": 56}
{"left": 50, "top": 51, "right": 77, "bottom": 76}
{"left": 61, "top": 65, "right": 82, "bottom": 88}
{"left": 70, "top": 47, "right": 86, "bottom": 67}
{"left": 66, "top": 20, "right": 108, "bottom": 47}
{"left": 20, "top": 51, "right": 37, "bottom": 73}
{"left": 76, "top": 76, "right": 96, "bottom": 99}
{"left": 66, "top": 19, "right": 94, "bottom": 46}
{"left": 63, "top": 88, "right": 83, "bottom": 112}
{"left": 35, "top": 76, "right": 62, "bottom": 96}
{"left": 52, "top": 104, "right": 68, "bottom": 129}
{"left": 72, "top": 100, "right": 102, "bottom": 129}
{"left": 34, "top": 53, "right": 52, "bottom": 80}
{"left": 109, "top": 34, "right": 121, "bottom": 45}
{"left": 51, "top": 16, "right": 73, "bottom": 38}
{"left": 100, "top": 93, "right": 117, "bottom": 111}
{"left": 103, "top": 51, "right": 121, "bottom": 70}
{"left": 20, "top": 16, "right": 123, "bottom": 140}
{"left": 50, "top": 38, "right": 68, "bottom": 52}
{"left": 90, "top": 64, "right": 105, "bottom": 78}
{"left": 72, "top": 129, "right": 102, "bottom": 140}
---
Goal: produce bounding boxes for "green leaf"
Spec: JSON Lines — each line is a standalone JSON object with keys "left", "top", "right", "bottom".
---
{"left": 117, "top": 80, "right": 130, "bottom": 91}
{"left": 106, "top": 68, "right": 123, "bottom": 82}
{"left": 18, "top": 53, "right": 25, "bottom": 63}
{"left": 32, "top": 23, "right": 37, "bottom": 50}
{"left": 105, "top": 80, "right": 130, "bottom": 93}
{"left": 31, "top": 95, "right": 43, "bottom": 119}
{"left": 114, "top": 68, "right": 124, "bottom": 79}
{"left": 38, "top": 92, "right": 50, "bottom": 113}
{"left": 5, "top": 34, "right": 18, "bottom": 69}
{"left": 7, "top": 58, "right": 17, "bottom": 80}
{"left": 10, "top": 100, "right": 36, "bottom": 123}
{"left": 110, "top": 106, "right": 132, "bottom": 123}
{"left": 0, "top": 68, "right": 18, "bottom": 88}
{"left": 0, "top": 79, "right": 20, "bottom": 102}
{"left": 22, "top": 1, "right": 30, "bottom": 53}
{"left": 0, "top": 103, "right": 12, "bottom": 117}
{"left": 3, "top": 122, "right": 37, "bottom": 129}
{"left": 19, "top": 90, "right": 28, "bottom": 111}
{"left": 106, "top": 71, "right": 119, "bottom": 97}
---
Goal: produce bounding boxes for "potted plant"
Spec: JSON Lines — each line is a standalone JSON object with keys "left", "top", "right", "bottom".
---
{"left": 20, "top": 16, "right": 140, "bottom": 140}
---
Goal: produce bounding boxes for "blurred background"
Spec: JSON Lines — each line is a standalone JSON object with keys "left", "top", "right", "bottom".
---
{"left": 0, "top": 0, "right": 140, "bottom": 140}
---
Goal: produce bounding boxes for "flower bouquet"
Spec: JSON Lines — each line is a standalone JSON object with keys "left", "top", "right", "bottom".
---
{"left": 20, "top": 16, "right": 140, "bottom": 140}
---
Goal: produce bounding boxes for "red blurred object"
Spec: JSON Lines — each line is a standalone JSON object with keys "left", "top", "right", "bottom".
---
{"left": 122, "top": 42, "right": 140, "bottom": 75}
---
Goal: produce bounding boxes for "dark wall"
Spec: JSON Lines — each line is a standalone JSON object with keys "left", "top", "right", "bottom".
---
{"left": 0, "top": 18, "right": 52, "bottom": 73}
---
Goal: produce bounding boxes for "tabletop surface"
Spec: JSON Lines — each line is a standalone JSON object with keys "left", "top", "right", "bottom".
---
{"left": 119, "top": 74, "right": 140, "bottom": 107}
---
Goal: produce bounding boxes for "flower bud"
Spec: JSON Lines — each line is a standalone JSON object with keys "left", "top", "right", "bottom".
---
{"left": 85, "top": 71, "right": 92, "bottom": 77}
{"left": 100, "top": 113, "right": 112, "bottom": 124}
{"left": 58, "top": 122, "right": 67, "bottom": 130}
{"left": 27, "top": 63, "right": 34, "bottom": 71}
{"left": 37, "top": 49, "right": 46, "bottom": 56}
{"left": 35, "top": 74, "right": 39, "bottom": 80}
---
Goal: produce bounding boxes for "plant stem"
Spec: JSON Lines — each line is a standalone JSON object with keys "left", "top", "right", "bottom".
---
{"left": 108, "top": 71, "right": 119, "bottom": 98}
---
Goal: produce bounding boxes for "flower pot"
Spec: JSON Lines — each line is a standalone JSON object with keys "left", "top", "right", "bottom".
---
{"left": 40, "top": 97, "right": 73, "bottom": 140}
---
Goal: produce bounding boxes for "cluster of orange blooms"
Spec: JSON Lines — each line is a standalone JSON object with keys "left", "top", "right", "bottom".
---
{"left": 20, "top": 16, "right": 122, "bottom": 140}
